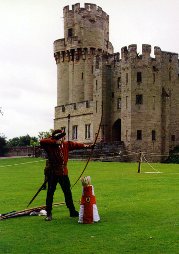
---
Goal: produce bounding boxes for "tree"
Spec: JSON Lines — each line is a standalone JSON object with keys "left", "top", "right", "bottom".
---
{"left": 8, "top": 135, "right": 38, "bottom": 147}
{"left": 7, "top": 130, "right": 53, "bottom": 148}
{"left": 38, "top": 129, "right": 53, "bottom": 140}
{"left": 0, "top": 135, "right": 8, "bottom": 156}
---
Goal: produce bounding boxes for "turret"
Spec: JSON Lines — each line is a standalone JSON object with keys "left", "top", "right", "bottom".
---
{"left": 54, "top": 3, "right": 113, "bottom": 106}
{"left": 63, "top": 3, "right": 111, "bottom": 52}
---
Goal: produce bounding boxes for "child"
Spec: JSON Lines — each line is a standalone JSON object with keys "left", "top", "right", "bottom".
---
{"left": 78, "top": 176, "right": 100, "bottom": 224}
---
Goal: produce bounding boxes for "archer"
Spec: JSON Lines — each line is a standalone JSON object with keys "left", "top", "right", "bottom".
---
{"left": 40, "top": 129, "right": 92, "bottom": 221}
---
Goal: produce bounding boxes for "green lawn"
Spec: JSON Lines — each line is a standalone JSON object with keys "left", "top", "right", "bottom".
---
{"left": 0, "top": 158, "right": 179, "bottom": 254}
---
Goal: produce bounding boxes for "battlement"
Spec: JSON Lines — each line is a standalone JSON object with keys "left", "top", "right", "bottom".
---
{"left": 55, "top": 3, "right": 112, "bottom": 54}
{"left": 63, "top": 3, "right": 109, "bottom": 20}
{"left": 54, "top": 39, "right": 66, "bottom": 52}
{"left": 54, "top": 37, "right": 82, "bottom": 53}
{"left": 55, "top": 100, "right": 93, "bottom": 119}
{"left": 120, "top": 44, "right": 178, "bottom": 62}
{"left": 154, "top": 46, "right": 178, "bottom": 62}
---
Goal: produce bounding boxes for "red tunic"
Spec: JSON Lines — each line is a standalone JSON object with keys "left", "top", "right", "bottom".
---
{"left": 61, "top": 141, "right": 85, "bottom": 175}
{"left": 40, "top": 138, "right": 85, "bottom": 175}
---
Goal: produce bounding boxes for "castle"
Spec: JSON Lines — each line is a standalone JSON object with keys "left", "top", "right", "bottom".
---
{"left": 53, "top": 3, "right": 179, "bottom": 161}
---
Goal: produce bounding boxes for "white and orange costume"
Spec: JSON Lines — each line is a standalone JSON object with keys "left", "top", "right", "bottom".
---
{"left": 78, "top": 176, "right": 100, "bottom": 224}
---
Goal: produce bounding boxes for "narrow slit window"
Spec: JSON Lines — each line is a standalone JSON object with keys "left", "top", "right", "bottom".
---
{"left": 85, "top": 124, "right": 91, "bottom": 139}
{"left": 137, "top": 72, "right": 142, "bottom": 83}
{"left": 137, "top": 130, "right": 142, "bottom": 140}
{"left": 152, "top": 130, "right": 156, "bottom": 141}
{"left": 136, "top": 94, "right": 143, "bottom": 105}
{"left": 68, "top": 28, "right": 73, "bottom": 37}
{"left": 72, "top": 125, "right": 78, "bottom": 140}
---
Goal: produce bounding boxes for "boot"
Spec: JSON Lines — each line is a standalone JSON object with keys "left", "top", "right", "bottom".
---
{"left": 70, "top": 210, "right": 79, "bottom": 217}
{"left": 45, "top": 214, "right": 52, "bottom": 221}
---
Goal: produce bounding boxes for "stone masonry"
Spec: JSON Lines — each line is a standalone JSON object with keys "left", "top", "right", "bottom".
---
{"left": 53, "top": 3, "right": 179, "bottom": 162}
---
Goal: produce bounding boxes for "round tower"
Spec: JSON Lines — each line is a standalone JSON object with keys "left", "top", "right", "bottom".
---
{"left": 63, "top": 3, "right": 110, "bottom": 50}
{"left": 54, "top": 3, "right": 113, "bottom": 106}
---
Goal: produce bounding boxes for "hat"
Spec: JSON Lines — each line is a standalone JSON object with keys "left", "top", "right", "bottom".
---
{"left": 52, "top": 129, "right": 66, "bottom": 140}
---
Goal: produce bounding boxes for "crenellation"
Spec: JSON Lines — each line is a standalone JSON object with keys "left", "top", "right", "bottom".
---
{"left": 73, "top": 3, "right": 80, "bottom": 11}
{"left": 171, "top": 54, "right": 178, "bottom": 63}
{"left": 64, "top": 3, "right": 108, "bottom": 20}
{"left": 128, "top": 44, "right": 137, "bottom": 58}
{"left": 142, "top": 44, "right": 151, "bottom": 54}
{"left": 142, "top": 44, "right": 151, "bottom": 59}
{"left": 154, "top": 46, "right": 162, "bottom": 56}
{"left": 54, "top": 39, "right": 66, "bottom": 53}
{"left": 85, "top": 3, "right": 96, "bottom": 11}
{"left": 55, "top": 101, "right": 93, "bottom": 117}
{"left": 63, "top": 5, "right": 69, "bottom": 12}
{"left": 121, "top": 46, "right": 128, "bottom": 60}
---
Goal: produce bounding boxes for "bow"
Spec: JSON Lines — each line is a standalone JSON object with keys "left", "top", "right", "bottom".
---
{"left": 27, "top": 178, "right": 48, "bottom": 208}
{"left": 71, "top": 113, "right": 103, "bottom": 189}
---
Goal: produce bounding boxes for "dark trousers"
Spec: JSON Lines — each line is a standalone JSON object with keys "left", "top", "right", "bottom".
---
{"left": 46, "top": 175, "right": 76, "bottom": 216}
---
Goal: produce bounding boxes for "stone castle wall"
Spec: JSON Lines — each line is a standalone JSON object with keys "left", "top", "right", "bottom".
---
{"left": 53, "top": 3, "right": 179, "bottom": 161}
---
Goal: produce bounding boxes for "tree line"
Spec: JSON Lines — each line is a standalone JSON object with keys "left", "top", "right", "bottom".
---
{"left": 0, "top": 130, "right": 53, "bottom": 156}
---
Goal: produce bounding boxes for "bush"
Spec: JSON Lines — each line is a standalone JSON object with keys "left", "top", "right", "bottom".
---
{"left": 164, "top": 146, "right": 179, "bottom": 163}
{"left": 0, "top": 135, "right": 8, "bottom": 156}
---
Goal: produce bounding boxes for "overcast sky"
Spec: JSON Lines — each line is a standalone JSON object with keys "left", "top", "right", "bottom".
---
{"left": 0, "top": 0, "right": 179, "bottom": 140}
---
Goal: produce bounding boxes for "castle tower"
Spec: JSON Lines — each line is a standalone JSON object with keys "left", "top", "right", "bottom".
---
{"left": 119, "top": 44, "right": 179, "bottom": 161}
{"left": 53, "top": 3, "right": 179, "bottom": 161}
{"left": 54, "top": 3, "right": 113, "bottom": 142}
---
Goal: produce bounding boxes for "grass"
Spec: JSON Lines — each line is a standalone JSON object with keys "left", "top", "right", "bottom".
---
{"left": 0, "top": 157, "right": 179, "bottom": 254}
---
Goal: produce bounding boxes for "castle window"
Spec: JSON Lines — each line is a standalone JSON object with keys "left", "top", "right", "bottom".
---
{"left": 126, "top": 73, "right": 128, "bottom": 84}
{"left": 152, "top": 130, "right": 156, "bottom": 141}
{"left": 117, "top": 77, "right": 121, "bottom": 88}
{"left": 136, "top": 94, "right": 143, "bottom": 105}
{"left": 117, "top": 98, "right": 121, "bottom": 109}
{"left": 68, "top": 28, "right": 73, "bottom": 38}
{"left": 126, "top": 96, "right": 128, "bottom": 109}
{"left": 86, "top": 101, "right": 89, "bottom": 108}
{"left": 169, "top": 71, "right": 171, "bottom": 81}
{"left": 85, "top": 124, "right": 91, "bottom": 139}
{"left": 96, "top": 56, "right": 99, "bottom": 69}
{"left": 74, "top": 103, "right": 76, "bottom": 110}
{"left": 152, "top": 96, "right": 156, "bottom": 110}
{"left": 171, "top": 135, "right": 175, "bottom": 141}
{"left": 96, "top": 101, "right": 98, "bottom": 113}
{"left": 81, "top": 72, "right": 83, "bottom": 79}
{"left": 153, "top": 66, "right": 158, "bottom": 72}
{"left": 137, "top": 72, "right": 142, "bottom": 83}
{"left": 70, "top": 50, "right": 74, "bottom": 61}
{"left": 72, "top": 125, "right": 78, "bottom": 140}
{"left": 62, "top": 105, "right": 65, "bottom": 112}
{"left": 112, "top": 92, "right": 114, "bottom": 98}
{"left": 137, "top": 130, "right": 142, "bottom": 140}
{"left": 96, "top": 80, "right": 98, "bottom": 90}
